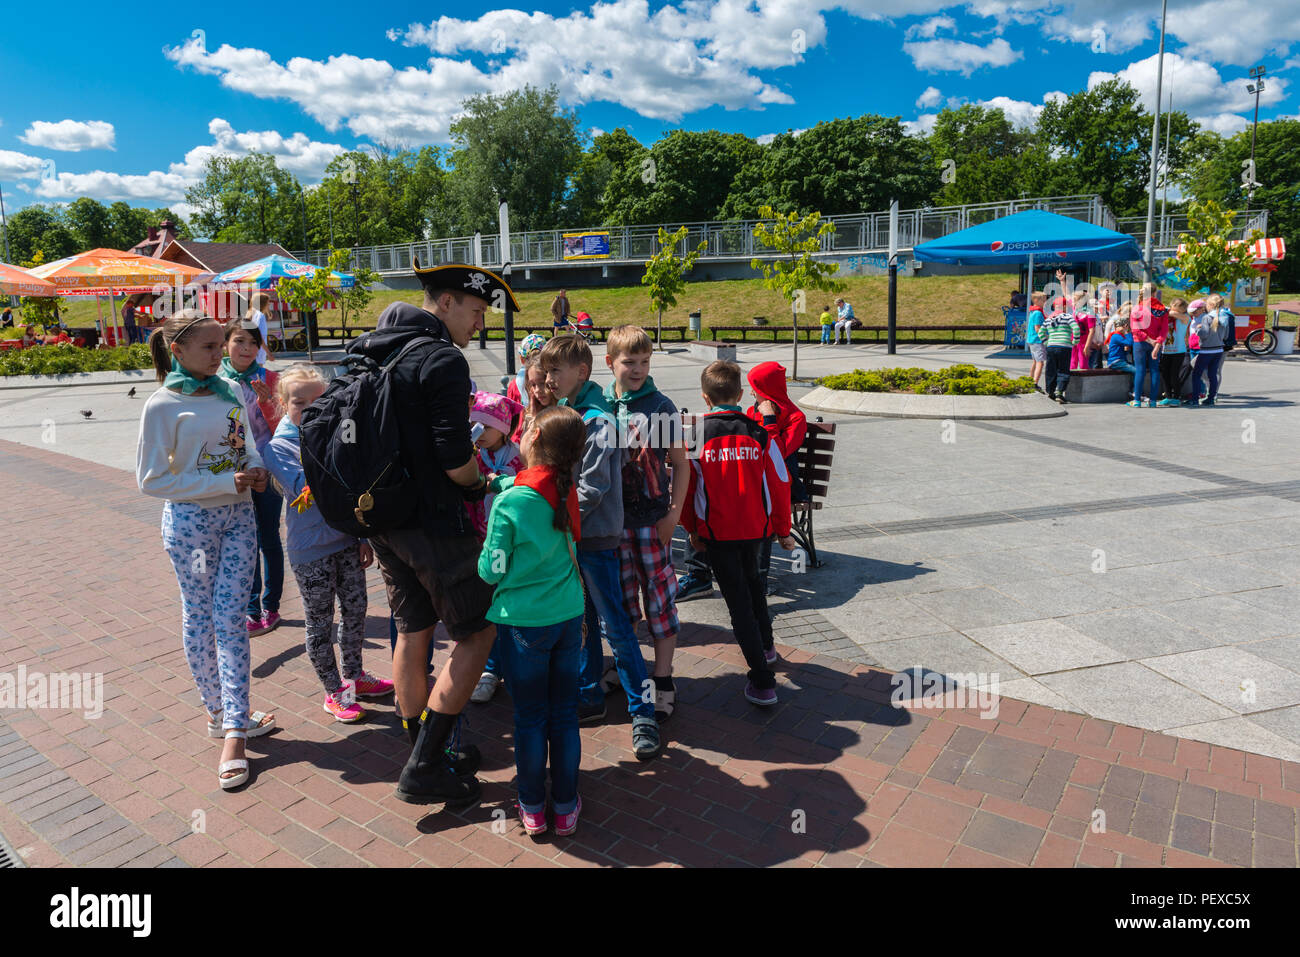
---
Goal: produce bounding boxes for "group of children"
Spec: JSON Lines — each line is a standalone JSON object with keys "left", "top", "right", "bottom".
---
{"left": 1025, "top": 284, "right": 1237, "bottom": 407}
{"left": 136, "top": 312, "right": 804, "bottom": 835}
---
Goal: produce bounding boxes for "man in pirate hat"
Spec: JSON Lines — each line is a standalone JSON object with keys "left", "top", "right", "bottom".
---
{"left": 351, "top": 261, "right": 521, "bottom": 806}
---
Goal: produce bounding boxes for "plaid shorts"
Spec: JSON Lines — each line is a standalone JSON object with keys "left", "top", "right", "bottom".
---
{"left": 619, "top": 525, "right": 679, "bottom": 643}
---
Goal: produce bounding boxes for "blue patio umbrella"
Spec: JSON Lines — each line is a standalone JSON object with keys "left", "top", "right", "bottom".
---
{"left": 912, "top": 210, "right": 1141, "bottom": 265}
{"left": 914, "top": 210, "right": 1141, "bottom": 351}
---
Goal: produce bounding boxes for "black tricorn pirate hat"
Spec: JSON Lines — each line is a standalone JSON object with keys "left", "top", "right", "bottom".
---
{"left": 413, "top": 259, "right": 522, "bottom": 312}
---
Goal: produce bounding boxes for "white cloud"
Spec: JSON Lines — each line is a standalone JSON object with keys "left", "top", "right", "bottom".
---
{"left": 916, "top": 86, "right": 943, "bottom": 109}
{"left": 906, "top": 16, "right": 958, "bottom": 40}
{"left": 903, "top": 36, "right": 1022, "bottom": 75}
{"left": 902, "top": 113, "right": 939, "bottom": 137}
{"left": 0, "top": 149, "right": 44, "bottom": 179}
{"left": 903, "top": 90, "right": 1066, "bottom": 136}
{"left": 166, "top": 0, "right": 816, "bottom": 141}
{"left": 755, "top": 127, "right": 807, "bottom": 144}
{"left": 1089, "top": 53, "right": 1287, "bottom": 133}
{"left": 29, "top": 119, "right": 347, "bottom": 210}
{"left": 19, "top": 119, "right": 115, "bottom": 152}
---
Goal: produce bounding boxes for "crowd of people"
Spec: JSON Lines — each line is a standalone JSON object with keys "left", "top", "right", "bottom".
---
{"left": 135, "top": 263, "right": 806, "bottom": 838}
{"left": 1023, "top": 280, "right": 1238, "bottom": 406}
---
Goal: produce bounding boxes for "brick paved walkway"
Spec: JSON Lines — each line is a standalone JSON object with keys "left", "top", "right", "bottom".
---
{"left": 2, "top": 438, "right": 1299, "bottom": 867}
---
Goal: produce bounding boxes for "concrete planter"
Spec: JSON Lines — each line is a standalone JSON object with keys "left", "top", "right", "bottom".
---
{"left": 800, "top": 385, "right": 1065, "bottom": 420}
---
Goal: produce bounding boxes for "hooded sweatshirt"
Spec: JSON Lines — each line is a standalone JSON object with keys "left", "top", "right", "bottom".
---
{"left": 745, "top": 362, "right": 806, "bottom": 457}
{"left": 560, "top": 379, "right": 625, "bottom": 551}
{"left": 263, "top": 417, "right": 361, "bottom": 565}
{"left": 604, "top": 375, "right": 681, "bottom": 528}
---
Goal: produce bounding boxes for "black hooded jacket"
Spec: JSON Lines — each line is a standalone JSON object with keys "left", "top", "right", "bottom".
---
{"left": 349, "top": 301, "right": 474, "bottom": 536}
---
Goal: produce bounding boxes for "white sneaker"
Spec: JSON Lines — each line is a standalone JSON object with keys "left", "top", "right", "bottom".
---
{"left": 470, "top": 671, "right": 501, "bottom": 703}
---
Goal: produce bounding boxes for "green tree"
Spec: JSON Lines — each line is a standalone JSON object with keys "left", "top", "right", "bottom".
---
{"left": 610, "top": 130, "right": 761, "bottom": 224}
{"left": 722, "top": 117, "right": 941, "bottom": 219}
{"left": 5, "top": 205, "right": 63, "bottom": 265}
{"left": 278, "top": 263, "right": 339, "bottom": 361}
{"left": 65, "top": 197, "right": 113, "bottom": 250}
{"left": 19, "top": 250, "right": 65, "bottom": 328}
{"left": 1036, "top": 80, "right": 1201, "bottom": 216}
{"left": 1181, "top": 118, "right": 1300, "bottom": 290}
{"left": 749, "top": 205, "right": 846, "bottom": 379}
{"left": 106, "top": 202, "right": 155, "bottom": 251}
{"left": 1163, "top": 200, "right": 1265, "bottom": 294}
{"left": 642, "top": 226, "right": 706, "bottom": 349}
{"left": 184, "top": 153, "right": 303, "bottom": 246}
{"left": 563, "top": 128, "right": 647, "bottom": 226}
{"left": 928, "top": 104, "right": 1036, "bottom": 206}
{"left": 331, "top": 248, "right": 379, "bottom": 334}
{"left": 445, "top": 85, "right": 581, "bottom": 234}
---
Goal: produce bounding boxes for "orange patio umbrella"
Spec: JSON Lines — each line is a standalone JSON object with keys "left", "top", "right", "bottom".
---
{"left": 28, "top": 248, "right": 209, "bottom": 344}
{"left": 0, "top": 262, "right": 59, "bottom": 297}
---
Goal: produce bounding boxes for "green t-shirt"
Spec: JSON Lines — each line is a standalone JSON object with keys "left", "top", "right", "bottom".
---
{"left": 819, "top": 311, "right": 834, "bottom": 326}
{"left": 477, "top": 479, "right": 584, "bottom": 627}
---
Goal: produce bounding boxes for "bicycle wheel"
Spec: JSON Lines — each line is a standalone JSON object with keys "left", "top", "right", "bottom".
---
{"left": 290, "top": 331, "right": 309, "bottom": 351}
{"left": 1245, "top": 328, "right": 1276, "bottom": 356}
{"left": 267, "top": 335, "right": 283, "bottom": 354}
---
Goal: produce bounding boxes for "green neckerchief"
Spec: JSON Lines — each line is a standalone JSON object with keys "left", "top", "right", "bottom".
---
{"left": 220, "top": 356, "right": 264, "bottom": 385}
{"left": 165, "top": 357, "right": 242, "bottom": 407}
{"left": 603, "top": 375, "right": 658, "bottom": 429}
{"left": 559, "top": 379, "right": 613, "bottom": 416}
{"left": 710, "top": 404, "right": 742, "bottom": 413}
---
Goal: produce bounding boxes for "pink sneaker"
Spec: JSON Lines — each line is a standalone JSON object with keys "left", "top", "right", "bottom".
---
{"left": 517, "top": 801, "right": 548, "bottom": 836}
{"left": 353, "top": 671, "right": 394, "bottom": 699}
{"left": 554, "top": 797, "right": 582, "bottom": 836}
{"left": 323, "top": 688, "right": 365, "bottom": 723}
{"left": 261, "top": 611, "right": 282, "bottom": 633}
{"left": 247, "top": 615, "right": 269, "bottom": 637}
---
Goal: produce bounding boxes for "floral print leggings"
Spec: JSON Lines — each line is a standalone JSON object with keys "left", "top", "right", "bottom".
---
{"left": 291, "top": 546, "right": 368, "bottom": 694}
{"left": 162, "top": 501, "right": 257, "bottom": 731}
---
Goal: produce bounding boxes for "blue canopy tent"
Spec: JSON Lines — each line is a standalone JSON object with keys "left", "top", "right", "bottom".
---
{"left": 913, "top": 210, "right": 1141, "bottom": 351}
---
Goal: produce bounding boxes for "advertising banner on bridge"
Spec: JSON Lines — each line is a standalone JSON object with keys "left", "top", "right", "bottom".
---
{"left": 563, "top": 231, "right": 611, "bottom": 260}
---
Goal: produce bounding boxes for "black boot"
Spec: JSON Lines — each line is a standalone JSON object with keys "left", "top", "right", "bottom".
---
{"left": 402, "top": 710, "right": 481, "bottom": 777}
{"left": 395, "top": 710, "right": 481, "bottom": 806}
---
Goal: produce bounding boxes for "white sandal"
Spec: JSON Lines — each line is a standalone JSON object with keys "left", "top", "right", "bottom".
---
{"left": 206, "top": 709, "right": 276, "bottom": 738}
{"left": 218, "top": 730, "right": 249, "bottom": 790}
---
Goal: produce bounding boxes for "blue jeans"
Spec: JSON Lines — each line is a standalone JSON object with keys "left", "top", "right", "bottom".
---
{"left": 576, "top": 547, "right": 653, "bottom": 717}
{"left": 1133, "top": 340, "right": 1160, "bottom": 402}
{"left": 820, "top": 325, "right": 832, "bottom": 343}
{"left": 1108, "top": 359, "right": 1136, "bottom": 375}
{"left": 1193, "top": 351, "right": 1224, "bottom": 400}
{"left": 498, "top": 615, "right": 583, "bottom": 815}
{"left": 247, "top": 486, "right": 284, "bottom": 619}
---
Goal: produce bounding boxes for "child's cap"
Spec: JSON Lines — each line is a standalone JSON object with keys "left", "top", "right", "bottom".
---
{"left": 517, "top": 333, "right": 547, "bottom": 361}
{"left": 470, "top": 391, "right": 523, "bottom": 437}
{"left": 1051, "top": 296, "right": 1071, "bottom": 311}
{"left": 1188, "top": 298, "right": 1206, "bottom": 312}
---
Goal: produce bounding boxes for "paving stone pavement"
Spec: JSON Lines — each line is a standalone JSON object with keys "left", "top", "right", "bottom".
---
{"left": 3, "top": 342, "right": 1300, "bottom": 866}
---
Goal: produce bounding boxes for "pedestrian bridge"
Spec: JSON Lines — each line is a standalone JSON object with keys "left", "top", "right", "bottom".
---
{"left": 292, "top": 194, "right": 1268, "bottom": 279}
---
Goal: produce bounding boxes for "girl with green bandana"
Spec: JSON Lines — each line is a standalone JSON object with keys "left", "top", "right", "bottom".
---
{"left": 220, "top": 322, "right": 285, "bottom": 639}
{"left": 136, "top": 310, "right": 277, "bottom": 791}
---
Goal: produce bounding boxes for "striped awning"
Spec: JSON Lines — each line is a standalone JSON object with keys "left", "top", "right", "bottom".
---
{"left": 1176, "top": 237, "right": 1286, "bottom": 262}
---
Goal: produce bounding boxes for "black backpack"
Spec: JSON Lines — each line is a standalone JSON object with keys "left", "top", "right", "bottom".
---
{"left": 300, "top": 333, "right": 450, "bottom": 538}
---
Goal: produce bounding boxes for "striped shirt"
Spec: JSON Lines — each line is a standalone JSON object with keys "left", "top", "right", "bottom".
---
{"left": 1043, "top": 311, "right": 1078, "bottom": 347}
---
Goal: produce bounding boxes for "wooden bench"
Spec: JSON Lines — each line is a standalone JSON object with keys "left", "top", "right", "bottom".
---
{"left": 688, "top": 340, "right": 736, "bottom": 362}
{"left": 678, "top": 413, "right": 836, "bottom": 568}
{"left": 707, "top": 324, "right": 1007, "bottom": 344}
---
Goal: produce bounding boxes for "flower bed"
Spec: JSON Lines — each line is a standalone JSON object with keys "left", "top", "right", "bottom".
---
{"left": 0, "top": 344, "right": 153, "bottom": 377}
{"left": 819, "top": 364, "right": 1035, "bottom": 396}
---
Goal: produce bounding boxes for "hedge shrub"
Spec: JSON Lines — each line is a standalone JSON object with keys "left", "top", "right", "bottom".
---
{"left": 0, "top": 344, "right": 154, "bottom": 377}
{"left": 819, "top": 364, "right": 1035, "bottom": 396}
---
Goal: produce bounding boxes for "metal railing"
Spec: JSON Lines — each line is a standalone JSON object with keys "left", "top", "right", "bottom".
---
{"left": 1115, "top": 209, "right": 1269, "bottom": 250}
{"left": 293, "top": 195, "right": 1268, "bottom": 273}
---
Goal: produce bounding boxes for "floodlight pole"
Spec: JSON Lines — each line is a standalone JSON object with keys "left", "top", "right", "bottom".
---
{"left": 1142, "top": 0, "right": 1169, "bottom": 283}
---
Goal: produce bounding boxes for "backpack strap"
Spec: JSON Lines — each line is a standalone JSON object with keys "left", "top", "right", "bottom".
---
{"left": 382, "top": 334, "right": 449, "bottom": 371}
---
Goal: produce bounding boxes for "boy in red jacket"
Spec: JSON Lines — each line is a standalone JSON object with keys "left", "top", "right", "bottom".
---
{"left": 683, "top": 361, "right": 796, "bottom": 706}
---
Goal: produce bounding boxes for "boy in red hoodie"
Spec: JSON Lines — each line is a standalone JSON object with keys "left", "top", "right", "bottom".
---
{"left": 683, "top": 361, "right": 796, "bottom": 706}
{"left": 747, "top": 361, "right": 807, "bottom": 583}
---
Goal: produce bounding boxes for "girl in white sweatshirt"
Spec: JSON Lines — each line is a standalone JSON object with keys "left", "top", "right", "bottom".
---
{"left": 136, "top": 310, "right": 277, "bottom": 790}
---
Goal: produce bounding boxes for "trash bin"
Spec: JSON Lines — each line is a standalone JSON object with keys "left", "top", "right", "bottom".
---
{"left": 1276, "top": 327, "right": 1296, "bottom": 355}
{"left": 688, "top": 310, "right": 702, "bottom": 338}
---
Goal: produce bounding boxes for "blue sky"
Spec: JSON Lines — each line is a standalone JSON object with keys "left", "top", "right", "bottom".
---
{"left": 2, "top": 0, "right": 1297, "bottom": 221}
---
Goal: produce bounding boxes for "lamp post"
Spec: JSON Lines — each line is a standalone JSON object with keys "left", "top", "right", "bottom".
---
{"left": 1142, "top": 0, "right": 1170, "bottom": 284}
{"left": 0, "top": 180, "right": 11, "bottom": 264}
{"left": 350, "top": 181, "right": 361, "bottom": 249}
{"left": 1245, "top": 65, "right": 1266, "bottom": 212}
